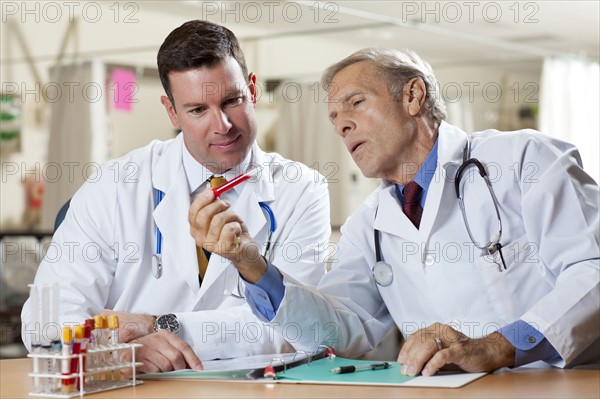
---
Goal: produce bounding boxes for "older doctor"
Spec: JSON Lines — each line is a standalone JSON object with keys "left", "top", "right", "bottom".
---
{"left": 21, "top": 21, "right": 331, "bottom": 372}
{"left": 229, "top": 48, "right": 599, "bottom": 374}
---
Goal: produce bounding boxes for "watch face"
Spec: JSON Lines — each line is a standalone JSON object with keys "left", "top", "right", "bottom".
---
{"left": 156, "top": 314, "right": 180, "bottom": 334}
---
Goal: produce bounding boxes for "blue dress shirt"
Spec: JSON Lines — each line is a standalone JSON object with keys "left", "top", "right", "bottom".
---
{"left": 245, "top": 138, "right": 559, "bottom": 366}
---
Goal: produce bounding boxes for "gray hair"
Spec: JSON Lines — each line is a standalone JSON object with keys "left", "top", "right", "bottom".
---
{"left": 321, "top": 48, "right": 447, "bottom": 125}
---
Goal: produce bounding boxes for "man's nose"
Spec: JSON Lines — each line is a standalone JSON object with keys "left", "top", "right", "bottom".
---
{"left": 335, "top": 114, "right": 355, "bottom": 137}
{"left": 211, "top": 108, "right": 233, "bottom": 134}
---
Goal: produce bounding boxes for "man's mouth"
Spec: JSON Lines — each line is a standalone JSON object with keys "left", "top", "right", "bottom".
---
{"left": 212, "top": 136, "right": 240, "bottom": 149}
{"left": 350, "top": 141, "right": 365, "bottom": 154}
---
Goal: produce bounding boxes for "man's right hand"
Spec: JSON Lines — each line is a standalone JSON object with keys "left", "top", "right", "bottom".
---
{"left": 188, "top": 189, "right": 267, "bottom": 283}
{"left": 122, "top": 331, "right": 203, "bottom": 373}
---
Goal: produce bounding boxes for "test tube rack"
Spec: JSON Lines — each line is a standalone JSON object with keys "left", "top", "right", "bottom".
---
{"left": 28, "top": 343, "right": 143, "bottom": 398}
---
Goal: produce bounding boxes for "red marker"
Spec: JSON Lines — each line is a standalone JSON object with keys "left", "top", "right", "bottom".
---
{"left": 212, "top": 168, "right": 261, "bottom": 197}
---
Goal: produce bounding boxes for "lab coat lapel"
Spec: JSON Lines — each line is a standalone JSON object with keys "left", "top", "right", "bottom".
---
{"left": 418, "top": 122, "right": 468, "bottom": 241}
{"left": 198, "top": 146, "right": 274, "bottom": 297}
{"left": 374, "top": 184, "right": 420, "bottom": 242}
{"left": 373, "top": 123, "right": 468, "bottom": 244}
{"left": 152, "top": 135, "right": 200, "bottom": 294}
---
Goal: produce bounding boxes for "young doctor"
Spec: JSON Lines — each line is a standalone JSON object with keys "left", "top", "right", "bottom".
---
{"left": 217, "top": 48, "right": 599, "bottom": 373}
{"left": 21, "top": 21, "right": 331, "bottom": 372}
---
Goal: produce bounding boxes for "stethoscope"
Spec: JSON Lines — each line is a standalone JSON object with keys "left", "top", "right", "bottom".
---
{"left": 151, "top": 190, "right": 277, "bottom": 297}
{"left": 372, "top": 138, "right": 506, "bottom": 287}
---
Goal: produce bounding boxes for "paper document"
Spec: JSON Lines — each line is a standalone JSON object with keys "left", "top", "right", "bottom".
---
{"left": 140, "top": 352, "right": 307, "bottom": 380}
{"left": 278, "top": 357, "right": 486, "bottom": 388}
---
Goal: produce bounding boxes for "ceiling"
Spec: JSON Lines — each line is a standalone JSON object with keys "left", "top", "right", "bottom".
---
{"left": 142, "top": 0, "right": 600, "bottom": 66}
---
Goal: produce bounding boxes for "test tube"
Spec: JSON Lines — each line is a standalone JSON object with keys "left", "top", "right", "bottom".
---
{"left": 72, "top": 326, "right": 84, "bottom": 392}
{"left": 29, "top": 285, "right": 41, "bottom": 392}
{"left": 100, "top": 316, "right": 108, "bottom": 345}
{"left": 32, "top": 343, "right": 41, "bottom": 393}
{"left": 61, "top": 327, "right": 73, "bottom": 394}
{"left": 80, "top": 324, "right": 91, "bottom": 387}
{"left": 50, "top": 339, "right": 62, "bottom": 393}
{"left": 84, "top": 319, "right": 96, "bottom": 383}
{"left": 93, "top": 315, "right": 107, "bottom": 380}
{"left": 108, "top": 315, "right": 120, "bottom": 381}
{"left": 41, "top": 343, "right": 51, "bottom": 393}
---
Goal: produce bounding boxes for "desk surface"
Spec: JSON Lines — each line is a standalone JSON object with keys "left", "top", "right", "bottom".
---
{"left": 2, "top": 358, "right": 598, "bottom": 399}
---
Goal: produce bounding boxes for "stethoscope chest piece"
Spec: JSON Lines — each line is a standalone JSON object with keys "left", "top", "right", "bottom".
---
{"left": 373, "top": 261, "right": 393, "bottom": 286}
{"left": 152, "top": 253, "right": 163, "bottom": 279}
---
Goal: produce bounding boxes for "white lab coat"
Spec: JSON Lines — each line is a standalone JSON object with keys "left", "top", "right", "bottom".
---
{"left": 22, "top": 134, "right": 331, "bottom": 360}
{"left": 269, "top": 122, "right": 599, "bottom": 367}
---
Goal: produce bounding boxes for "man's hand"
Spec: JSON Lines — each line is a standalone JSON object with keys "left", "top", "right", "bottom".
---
{"left": 121, "top": 331, "right": 203, "bottom": 373}
{"left": 188, "top": 189, "right": 267, "bottom": 283}
{"left": 397, "top": 322, "right": 515, "bottom": 376}
{"left": 100, "top": 310, "right": 155, "bottom": 343}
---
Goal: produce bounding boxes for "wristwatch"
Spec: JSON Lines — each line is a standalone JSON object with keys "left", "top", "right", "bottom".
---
{"left": 154, "top": 313, "right": 181, "bottom": 335}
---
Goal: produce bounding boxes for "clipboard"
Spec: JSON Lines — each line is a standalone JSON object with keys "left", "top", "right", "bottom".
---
{"left": 141, "top": 347, "right": 485, "bottom": 388}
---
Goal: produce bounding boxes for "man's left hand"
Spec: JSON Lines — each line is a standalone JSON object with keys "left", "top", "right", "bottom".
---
{"left": 397, "top": 322, "right": 515, "bottom": 376}
{"left": 100, "top": 310, "right": 155, "bottom": 343}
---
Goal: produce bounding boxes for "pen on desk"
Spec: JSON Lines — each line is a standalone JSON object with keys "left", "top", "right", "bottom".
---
{"left": 330, "top": 362, "right": 391, "bottom": 374}
{"left": 212, "top": 168, "right": 261, "bottom": 197}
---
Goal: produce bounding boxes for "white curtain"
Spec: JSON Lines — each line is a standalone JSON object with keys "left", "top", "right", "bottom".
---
{"left": 40, "top": 60, "right": 109, "bottom": 230}
{"left": 539, "top": 57, "right": 600, "bottom": 183}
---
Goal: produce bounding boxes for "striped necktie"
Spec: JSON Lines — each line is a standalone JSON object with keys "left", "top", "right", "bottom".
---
{"left": 197, "top": 176, "right": 228, "bottom": 284}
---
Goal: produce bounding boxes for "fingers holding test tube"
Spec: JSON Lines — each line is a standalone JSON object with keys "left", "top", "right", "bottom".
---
{"left": 188, "top": 168, "right": 267, "bottom": 283}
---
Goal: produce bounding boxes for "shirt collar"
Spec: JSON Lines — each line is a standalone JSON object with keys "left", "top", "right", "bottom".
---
{"left": 182, "top": 138, "right": 254, "bottom": 196}
{"left": 396, "top": 137, "right": 439, "bottom": 199}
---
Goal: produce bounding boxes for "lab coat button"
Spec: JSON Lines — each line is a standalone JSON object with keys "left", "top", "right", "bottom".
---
{"left": 424, "top": 255, "right": 435, "bottom": 266}
{"left": 528, "top": 336, "right": 537, "bottom": 344}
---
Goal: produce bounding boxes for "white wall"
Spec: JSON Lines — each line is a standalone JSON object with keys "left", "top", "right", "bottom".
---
{"left": 0, "top": 2, "right": 549, "bottom": 230}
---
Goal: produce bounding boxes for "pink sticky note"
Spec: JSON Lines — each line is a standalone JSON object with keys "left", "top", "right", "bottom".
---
{"left": 111, "top": 68, "right": 136, "bottom": 111}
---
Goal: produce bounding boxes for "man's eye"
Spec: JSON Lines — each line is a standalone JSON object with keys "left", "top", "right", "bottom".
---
{"left": 190, "top": 107, "right": 207, "bottom": 114}
{"left": 353, "top": 99, "right": 363, "bottom": 107}
{"left": 225, "top": 97, "right": 244, "bottom": 106}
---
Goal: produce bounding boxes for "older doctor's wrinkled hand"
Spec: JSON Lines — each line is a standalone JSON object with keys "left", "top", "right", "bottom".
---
{"left": 188, "top": 189, "right": 267, "bottom": 283}
{"left": 397, "top": 322, "right": 515, "bottom": 376}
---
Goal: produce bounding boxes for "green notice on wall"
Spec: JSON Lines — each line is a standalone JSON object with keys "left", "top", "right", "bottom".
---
{"left": 0, "top": 95, "right": 21, "bottom": 153}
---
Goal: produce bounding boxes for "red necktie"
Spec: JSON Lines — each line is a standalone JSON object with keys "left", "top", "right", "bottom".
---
{"left": 403, "top": 181, "right": 423, "bottom": 229}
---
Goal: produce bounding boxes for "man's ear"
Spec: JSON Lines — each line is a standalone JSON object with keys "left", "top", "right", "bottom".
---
{"left": 405, "top": 77, "right": 427, "bottom": 117}
{"left": 247, "top": 73, "right": 258, "bottom": 105}
{"left": 161, "top": 95, "right": 181, "bottom": 129}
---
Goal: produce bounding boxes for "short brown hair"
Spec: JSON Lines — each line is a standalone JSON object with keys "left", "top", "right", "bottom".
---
{"left": 157, "top": 20, "right": 248, "bottom": 104}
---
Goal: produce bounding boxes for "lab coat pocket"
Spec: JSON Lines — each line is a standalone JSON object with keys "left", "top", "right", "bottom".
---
{"left": 475, "top": 234, "right": 548, "bottom": 322}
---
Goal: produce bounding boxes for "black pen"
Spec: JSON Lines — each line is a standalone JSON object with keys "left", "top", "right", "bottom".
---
{"left": 330, "top": 362, "right": 391, "bottom": 374}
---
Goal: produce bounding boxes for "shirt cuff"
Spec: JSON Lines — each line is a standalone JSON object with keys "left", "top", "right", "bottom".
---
{"left": 498, "top": 320, "right": 561, "bottom": 367}
{"left": 243, "top": 262, "right": 285, "bottom": 321}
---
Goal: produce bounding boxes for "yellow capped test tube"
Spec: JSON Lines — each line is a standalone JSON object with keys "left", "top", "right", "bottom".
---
{"left": 108, "top": 315, "right": 120, "bottom": 380}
